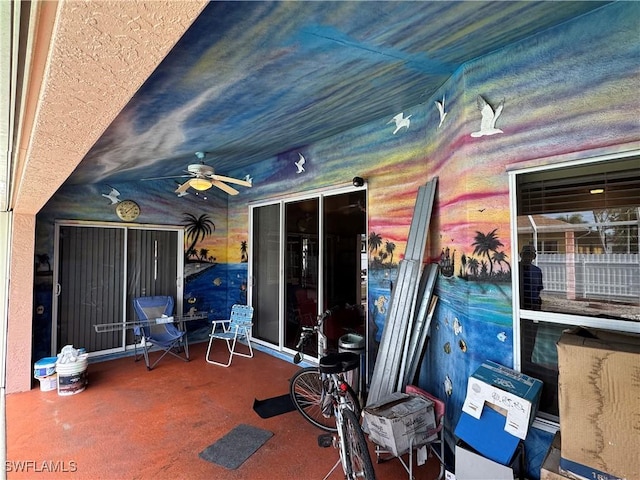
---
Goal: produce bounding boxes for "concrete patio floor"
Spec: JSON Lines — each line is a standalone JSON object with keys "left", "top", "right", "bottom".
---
{"left": 6, "top": 342, "right": 441, "bottom": 479}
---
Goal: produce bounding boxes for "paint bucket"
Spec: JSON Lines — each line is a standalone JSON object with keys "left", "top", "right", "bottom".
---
{"left": 37, "top": 374, "right": 58, "bottom": 392}
{"left": 57, "top": 355, "right": 88, "bottom": 396}
{"left": 34, "top": 357, "right": 57, "bottom": 378}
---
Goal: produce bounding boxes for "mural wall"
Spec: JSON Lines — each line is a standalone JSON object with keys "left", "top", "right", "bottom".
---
{"left": 35, "top": 2, "right": 638, "bottom": 478}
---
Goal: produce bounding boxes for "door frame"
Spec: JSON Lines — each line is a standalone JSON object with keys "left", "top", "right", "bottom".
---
{"left": 52, "top": 220, "right": 184, "bottom": 356}
{"left": 248, "top": 184, "right": 368, "bottom": 361}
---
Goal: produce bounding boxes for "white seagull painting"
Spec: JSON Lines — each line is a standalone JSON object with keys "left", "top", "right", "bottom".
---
{"left": 101, "top": 187, "right": 121, "bottom": 204}
{"left": 388, "top": 112, "right": 411, "bottom": 134}
{"left": 295, "top": 153, "right": 306, "bottom": 173}
{"left": 435, "top": 95, "right": 447, "bottom": 129}
{"left": 471, "top": 95, "right": 504, "bottom": 138}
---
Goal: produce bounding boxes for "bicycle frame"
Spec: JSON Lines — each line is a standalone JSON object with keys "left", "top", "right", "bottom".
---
{"left": 324, "top": 373, "right": 356, "bottom": 479}
{"left": 291, "top": 309, "right": 376, "bottom": 479}
{"left": 293, "top": 309, "right": 330, "bottom": 364}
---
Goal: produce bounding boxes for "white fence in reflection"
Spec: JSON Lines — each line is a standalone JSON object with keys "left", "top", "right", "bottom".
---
{"left": 537, "top": 253, "right": 639, "bottom": 301}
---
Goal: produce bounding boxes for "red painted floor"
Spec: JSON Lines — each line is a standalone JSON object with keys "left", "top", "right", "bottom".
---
{"left": 6, "top": 342, "right": 441, "bottom": 479}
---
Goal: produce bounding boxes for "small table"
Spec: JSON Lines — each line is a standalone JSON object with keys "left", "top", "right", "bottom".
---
{"left": 94, "top": 312, "right": 209, "bottom": 333}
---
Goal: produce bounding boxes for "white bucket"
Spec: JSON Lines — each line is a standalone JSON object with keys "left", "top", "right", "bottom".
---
{"left": 37, "top": 374, "right": 57, "bottom": 392}
{"left": 57, "top": 356, "right": 88, "bottom": 396}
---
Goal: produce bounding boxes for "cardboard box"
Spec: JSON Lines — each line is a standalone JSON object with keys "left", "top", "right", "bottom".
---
{"left": 540, "top": 431, "right": 572, "bottom": 480}
{"left": 461, "top": 360, "right": 543, "bottom": 439}
{"left": 454, "top": 407, "right": 521, "bottom": 465}
{"left": 363, "top": 392, "right": 436, "bottom": 457}
{"left": 557, "top": 328, "right": 640, "bottom": 480}
{"left": 454, "top": 444, "right": 514, "bottom": 480}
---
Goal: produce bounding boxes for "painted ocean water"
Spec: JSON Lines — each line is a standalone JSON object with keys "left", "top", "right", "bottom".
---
{"left": 368, "top": 271, "right": 514, "bottom": 433}
{"left": 183, "top": 262, "right": 248, "bottom": 342}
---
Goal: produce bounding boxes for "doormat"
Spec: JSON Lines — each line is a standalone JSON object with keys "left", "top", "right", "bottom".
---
{"left": 253, "top": 394, "right": 296, "bottom": 419}
{"left": 199, "top": 424, "right": 273, "bottom": 469}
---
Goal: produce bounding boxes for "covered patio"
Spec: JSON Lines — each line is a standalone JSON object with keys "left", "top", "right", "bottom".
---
{"left": 6, "top": 342, "right": 441, "bottom": 479}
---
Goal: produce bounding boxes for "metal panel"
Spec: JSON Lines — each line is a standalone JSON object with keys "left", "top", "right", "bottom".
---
{"left": 366, "top": 260, "right": 420, "bottom": 403}
{"left": 398, "top": 264, "right": 439, "bottom": 390}
{"left": 366, "top": 178, "right": 438, "bottom": 405}
{"left": 404, "top": 178, "right": 437, "bottom": 261}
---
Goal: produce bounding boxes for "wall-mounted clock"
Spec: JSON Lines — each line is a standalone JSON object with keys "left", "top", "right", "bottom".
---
{"left": 115, "top": 199, "right": 140, "bottom": 221}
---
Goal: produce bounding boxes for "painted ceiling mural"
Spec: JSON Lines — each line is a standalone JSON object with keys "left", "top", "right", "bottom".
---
{"left": 34, "top": 3, "right": 638, "bottom": 475}
{"left": 60, "top": 1, "right": 609, "bottom": 186}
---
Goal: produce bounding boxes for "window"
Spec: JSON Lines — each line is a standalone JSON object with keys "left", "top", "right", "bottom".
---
{"left": 512, "top": 154, "right": 640, "bottom": 421}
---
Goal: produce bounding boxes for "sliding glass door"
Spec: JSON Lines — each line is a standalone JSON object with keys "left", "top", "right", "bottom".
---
{"left": 54, "top": 223, "right": 182, "bottom": 355}
{"left": 251, "top": 204, "right": 281, "bottom": 344}
{"left": 285, "top": 198, "right": 319, "bottom": 351}
{"left": 249, "top": 188, "right": 367, "bottom": 359}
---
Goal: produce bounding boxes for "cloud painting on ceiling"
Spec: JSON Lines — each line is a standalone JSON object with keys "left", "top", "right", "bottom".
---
{"left": 62, "top": 1, "right": 607, "bottom": 189}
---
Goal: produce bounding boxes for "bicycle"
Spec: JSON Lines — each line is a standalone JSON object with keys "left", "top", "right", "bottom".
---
{"left": 289, "top": 309, "right": 376, "bottom": 480}
{"left": 289, "top": 309, "right": 361, "bottom": 431}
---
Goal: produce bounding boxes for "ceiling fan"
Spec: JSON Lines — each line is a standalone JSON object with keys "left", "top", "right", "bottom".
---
{"left": 147, "top": 152, "right": 252, "bottom": 196}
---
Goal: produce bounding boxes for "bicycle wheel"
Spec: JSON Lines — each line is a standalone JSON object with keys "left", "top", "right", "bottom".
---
{"left": 290, "top": 367, "right": 336, "bottom": 432}
{"left": 290, "top": 368, "right": 362, "bottom": 432}
{"left": 341, "top": 408, "right": 376, "bottom": 479}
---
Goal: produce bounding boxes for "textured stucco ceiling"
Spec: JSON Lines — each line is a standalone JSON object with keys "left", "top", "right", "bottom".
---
{"left": 6, "top": 1, "right": 206, "bottom": 215}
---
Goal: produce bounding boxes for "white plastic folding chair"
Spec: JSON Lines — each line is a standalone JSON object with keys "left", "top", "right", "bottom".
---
{"left": 205, "top": 304, "right": 254, "bottom": 367}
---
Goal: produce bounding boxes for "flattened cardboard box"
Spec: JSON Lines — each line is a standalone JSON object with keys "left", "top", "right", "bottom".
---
{"left": 557, "top": 328, "right": 640, "bottom": 480}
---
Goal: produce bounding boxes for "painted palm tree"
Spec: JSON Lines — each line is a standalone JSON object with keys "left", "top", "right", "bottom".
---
{"left": 368, "top": 232, "right": 382, "bottom": 257}
{"left": 471, "top": 229, "right": 504, "bottom": 277}
{"left": 491, "top": 250, "right": 511, "bottom": 274}
{"left": 460, "top": 252, "right": 467, "bottom": 278}
{"left": 240, "top": 240, "right": 248, "bottom": 262}
{"left": 183, "top": 213, "right": 215, "bottom": 262}
{"left": 186, "top": 246, "right": 197, "bottom": 260}
{"left": 199, "top": 248, "right": 209, "bottom": 262}
{"left": 467, "top": 257, "right": 480, "bottom": 277}
{"left": 385, "top": 241, "right": 396, "bottom": 264}
{"left": 480, "top": 260, "right": 489, "bottom": 277}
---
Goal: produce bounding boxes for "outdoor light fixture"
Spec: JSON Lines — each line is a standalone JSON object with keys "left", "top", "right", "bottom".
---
{"left": 590, "top": 188, "right": 604, "bottom": 194}
{"left": 352, "top": 176, "right": 365, "bottom": 187}
{"left": 190, "top": 178, "right": 212, "bottom": 191}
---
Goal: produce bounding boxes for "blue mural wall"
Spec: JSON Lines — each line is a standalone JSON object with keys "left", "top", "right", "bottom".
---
{"left": 227, "top": 3, "right": 638, "bottom": 476}
{"left": 35, "top": 2, "right": 638, "bottom": 477}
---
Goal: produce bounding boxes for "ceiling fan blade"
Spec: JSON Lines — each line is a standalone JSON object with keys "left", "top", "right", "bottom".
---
{"left": 141, "top": 174, "right": 190, "bottom": 181}
{"left": 212, "top": 180, "right": 239, "bottom": 195}
{"left": 210, "top": 174, "right": 251, "bottom": 187}
{"left": 175, "top": 180, "right": 192, "bottom": 194}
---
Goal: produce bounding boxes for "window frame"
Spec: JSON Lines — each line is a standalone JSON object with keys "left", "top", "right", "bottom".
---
{"left": 509, "top": 149, "right": 640, "bottom": 432}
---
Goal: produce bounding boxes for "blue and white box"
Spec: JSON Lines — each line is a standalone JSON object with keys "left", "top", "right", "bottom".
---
{"left": 461, "top": 360, "right": 543, "bottom": 440}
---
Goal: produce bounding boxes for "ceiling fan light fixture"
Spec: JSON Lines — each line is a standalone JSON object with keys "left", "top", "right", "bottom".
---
{"left": 190, "top": 178, "right": 212, "bottom": 191}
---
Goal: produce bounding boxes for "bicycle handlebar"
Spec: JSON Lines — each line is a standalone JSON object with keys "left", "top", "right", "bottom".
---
{"left": 292, "top": 304, "right": 358, "bottom": 361}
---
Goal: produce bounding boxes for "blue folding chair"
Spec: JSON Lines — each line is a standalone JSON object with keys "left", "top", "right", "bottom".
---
{"left": 132, "top": 296, "right": 189, "bottom": 370}
{"left": 206, "top": 304, "right": 254, "bottom": 367}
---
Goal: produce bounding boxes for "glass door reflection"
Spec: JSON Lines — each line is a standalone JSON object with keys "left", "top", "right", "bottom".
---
{"left": 285, "top": 199, "right": 319, "bottom": 353}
